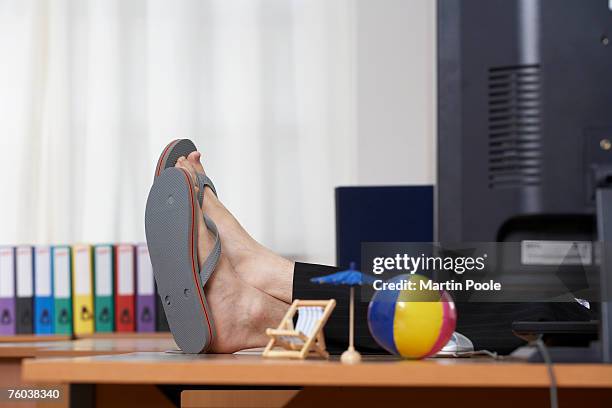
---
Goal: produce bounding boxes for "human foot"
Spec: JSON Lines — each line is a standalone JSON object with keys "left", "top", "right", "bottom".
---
{"left": 174, "top": 159, "right": 289, "bottom": 353}
{"left": 181, "top": 151, "right": 295, "bottom": 304}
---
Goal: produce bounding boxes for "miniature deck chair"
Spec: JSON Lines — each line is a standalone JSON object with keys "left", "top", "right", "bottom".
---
{"left": 263, "top": 299, "right": 336, "bottom": 359}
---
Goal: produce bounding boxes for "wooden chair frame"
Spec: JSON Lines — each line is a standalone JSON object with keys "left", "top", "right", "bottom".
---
{"left": 262, "top": 299, "right": 336, "bottom": 359}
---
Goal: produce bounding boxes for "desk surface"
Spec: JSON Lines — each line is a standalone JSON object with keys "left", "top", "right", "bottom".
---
{"left": 0, "top": 337, "right": 176, "bottom": 358}
{"left": 75, "top": 332, "right": 172, "bottom": 340}
{"left": 0, "top": 335, "right": 71, "bottom": 343}
{"left": 0, "top": 333, "right": 170, "bottom": 343}
{"left": 22, "top": 352, "right": 612, "bottom": 388}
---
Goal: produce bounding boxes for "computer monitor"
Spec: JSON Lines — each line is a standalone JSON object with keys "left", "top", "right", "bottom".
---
{"left": 437, "top": 0, "right": 612, "bottom": 354}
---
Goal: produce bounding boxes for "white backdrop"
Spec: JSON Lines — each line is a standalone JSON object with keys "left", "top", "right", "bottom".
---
{"left": 0, "top": 0, "right": 358, "bottom": 264}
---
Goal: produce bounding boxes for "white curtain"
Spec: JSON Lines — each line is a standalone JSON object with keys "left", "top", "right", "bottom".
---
{"left": 0, "top": 0, "right": 357, "bottom": 264}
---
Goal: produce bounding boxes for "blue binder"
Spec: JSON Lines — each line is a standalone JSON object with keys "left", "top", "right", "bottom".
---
{"left": 34, "top": 246, "right": 54, "bottom": 334}
{"left": 335, "top": 186, "right": 434, "bottom": 269}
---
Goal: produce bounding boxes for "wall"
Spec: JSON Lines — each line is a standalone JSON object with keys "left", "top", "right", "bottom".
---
{"left": 355, "top": 0, "right": 435, "bottom": 186}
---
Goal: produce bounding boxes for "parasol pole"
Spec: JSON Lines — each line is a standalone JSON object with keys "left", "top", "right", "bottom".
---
{"left": 341, "top": 285, "right": 362, "bottom": 364}
{"left": 349, "top": 286, "right": 355, "bottom": 350}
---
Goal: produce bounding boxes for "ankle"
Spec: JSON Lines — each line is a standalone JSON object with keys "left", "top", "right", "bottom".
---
{"left": 230, "top": 285, "right": 269, "bottom": 346}
{"left": 245, "top": 291, "right": 265, "bottom": 328}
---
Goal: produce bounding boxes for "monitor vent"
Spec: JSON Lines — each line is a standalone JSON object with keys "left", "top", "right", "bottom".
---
{"left": 488, "top": 65, "right": 542, "bottom": 189}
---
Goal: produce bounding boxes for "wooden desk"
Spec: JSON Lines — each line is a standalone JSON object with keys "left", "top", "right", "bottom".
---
{"left": 0, "top": 337, "right": 176, "bottom": 359}
{"left": 0, "top": 334, "right": 71, "bottom": 343}
{"left": 76, "top": 332, "right": 172, "bottom": 340}
{"left": 0, "top": 337, "right": 175, "bottom": 408}
{"left": 22, "top": 352, "right": 612, "bottom": 408}
{"left": 0, "top": 332, "right": 171, "bottom": 343}
{"left": 35, "top": 337, "right": 177, "bottom": 357}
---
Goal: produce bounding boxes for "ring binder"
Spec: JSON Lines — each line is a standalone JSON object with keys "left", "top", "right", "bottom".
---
{"left": 115, "top": 244, "right": 135, "bottom": 332}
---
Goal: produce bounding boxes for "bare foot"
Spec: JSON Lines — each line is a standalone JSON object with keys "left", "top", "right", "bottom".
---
{"left": 175, "top": 158, "right": 288, "bottom": 353}
{"left": 183, "top": 151, "right": 294, "bottom": 304}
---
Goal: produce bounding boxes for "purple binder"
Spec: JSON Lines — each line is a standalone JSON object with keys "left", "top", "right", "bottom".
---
{"left": 136, "top": 244, "right": 156, "bottom": 332}
{"left": 0, "top": 247, "right": 16, "bottom": 335}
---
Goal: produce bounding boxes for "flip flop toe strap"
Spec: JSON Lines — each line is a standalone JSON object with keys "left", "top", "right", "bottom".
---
{"left": 199, "top": 213, "right": 221, "bottom": 285}
{"left": 195, "top": 172, "right": 221, "bottom": 285}
{"left": 196, "top": 173, "right": 217, "bottom": 206}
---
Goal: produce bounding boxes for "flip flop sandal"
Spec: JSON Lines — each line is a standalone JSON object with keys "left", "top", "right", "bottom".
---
{"left": 150, "top": 139, "right": 221, "bottom": 352}
{"left": 154, "top": 139, "right": 221, "bottom": 272}
{"left": 146, "top": 140, "right": 221, "bottom": 353}
{"left": 155, "top": 139, "right": 197, "bottom": 178}
{"left": 155, "top": 138, "right": 219, "bottom": 205}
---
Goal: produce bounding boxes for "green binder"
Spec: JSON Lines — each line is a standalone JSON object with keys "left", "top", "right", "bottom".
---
{"left": 52, "top": 246, "right": 72, "bottom": 334}
{"left": 93, "top": 244, "right": 114, "bottom": 332}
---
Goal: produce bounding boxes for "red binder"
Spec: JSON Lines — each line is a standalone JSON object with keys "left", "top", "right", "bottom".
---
{"left": 114, "top": 244, "right": 135, "bottom": 332}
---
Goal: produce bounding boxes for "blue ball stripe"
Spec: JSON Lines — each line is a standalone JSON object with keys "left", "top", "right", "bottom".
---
{"left": 367, "top": 283, "right": 399, "bottom": 355}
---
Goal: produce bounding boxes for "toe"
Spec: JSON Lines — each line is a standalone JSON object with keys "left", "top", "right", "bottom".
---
{"left": 175, "top": 157, "right": 198, "bottom": 190}
{"left": 187, "top": 151, "right": 206, "bottom": 174}
{"left": 187, "top": 151, "right": 200, "bottom": 162}
{"left": 175, "top": 156, "right": 190, "bottom": 174}
{"left": 181, "top": 159, "right": 197, "bottom": 176}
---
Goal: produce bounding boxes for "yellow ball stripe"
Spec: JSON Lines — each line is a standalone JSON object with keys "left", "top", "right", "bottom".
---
{"left": 393, "top": 300, "right": 443, "bottom": 358}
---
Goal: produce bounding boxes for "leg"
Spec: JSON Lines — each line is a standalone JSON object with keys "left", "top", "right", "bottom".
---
{"left": 202, "top": 184, "right": 295, "bottom": 304}
{"left": 181, "top": 153, "right": 384, "bottom": 353}
{"left": 173, "top": 158, "right": 289, "bottom": 353}
{"left": 183, "top": 152, "right": 295, "bottom": 303}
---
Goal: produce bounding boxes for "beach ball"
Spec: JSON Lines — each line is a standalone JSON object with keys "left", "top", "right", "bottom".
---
{"left": 367, "top": 274, "right": 457, "bottom": 359}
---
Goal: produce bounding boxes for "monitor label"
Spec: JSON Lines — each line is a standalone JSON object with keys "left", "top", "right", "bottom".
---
{"left": 521, "top": 240, "right": 592, "bottom": 266}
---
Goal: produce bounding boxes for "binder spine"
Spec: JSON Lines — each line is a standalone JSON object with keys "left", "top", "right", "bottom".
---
{"left": 0, "top": 246, "right": 15, "bottom": 335}
{"left": 94, "top": 295, "right": 114, "bottom": 332}
{"left": 15, "top": 246, "right": 33, "bottom": 334}
{"left": 54, "top": 297, "right": 72, "bottom": 334}
{"left": 72, "top": 245, "right": 94, "bottom": 335}
{"left": 93, "top": 245, "right": 114, "bottom": 333}
{"left": 0, "top": 298, "right": 15, "bottom": 335}
{"left": 137, "top": 295, "right": 155, "bottom": 332}
{"left": 52, "top": 247, "right": 72, "bottom": 335}
{"left": 34, "top": 246, "right": 54, "bottom": 334}
{"left": 34, "top": 296, "right": 54, "bottom": 334}
{"left": 73, "top": 300, "right": 94, "bottom": 334}
{"left": 15, "top": 297, "right": 33, "bottom": 334}
{"left": 115, "top": 245, "right": 135, "bottom": 332}
{"left": 136, "top": 244, "right": 155, "bottom": 332}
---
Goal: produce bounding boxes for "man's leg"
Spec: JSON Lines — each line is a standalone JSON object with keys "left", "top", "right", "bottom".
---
{"left": 183, "top": 152, "right": 294, "bottom": 303}
{"left": 180, "top": 154, "right": 384, "bottom": 354}
{"left": 174, "top": 158, "right": 289, "bottom": 353}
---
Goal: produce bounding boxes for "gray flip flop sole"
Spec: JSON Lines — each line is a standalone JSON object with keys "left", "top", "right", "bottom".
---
{"left": 155, "top": 139, "right": 197, "bottom": 177}
{"left": 145, "top": 168, "right": 214, "bottom": 353}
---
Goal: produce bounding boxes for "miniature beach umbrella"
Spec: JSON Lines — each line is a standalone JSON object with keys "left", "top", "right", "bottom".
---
{"left": 310, "top": 262, "right": 375, "bottom": 364}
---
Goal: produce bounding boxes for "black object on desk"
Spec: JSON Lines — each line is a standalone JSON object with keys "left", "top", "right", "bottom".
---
{"left": 512, "top": 321, "right": 598, "bottom": 348}
{"left": 335, "top": 185, "right": 433, "bottom": 270}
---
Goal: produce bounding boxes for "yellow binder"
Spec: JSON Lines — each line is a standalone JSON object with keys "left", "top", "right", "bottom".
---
{"left": 72, "top": 244, "right": 94, "bottom": 334}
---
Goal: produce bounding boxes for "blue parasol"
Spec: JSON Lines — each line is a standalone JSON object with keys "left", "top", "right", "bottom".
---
{"left": 309, "top": 262, "right": 371, "bottom": 364}
{"left": 310, "top": 262, "right": 375, "bottom": 286}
